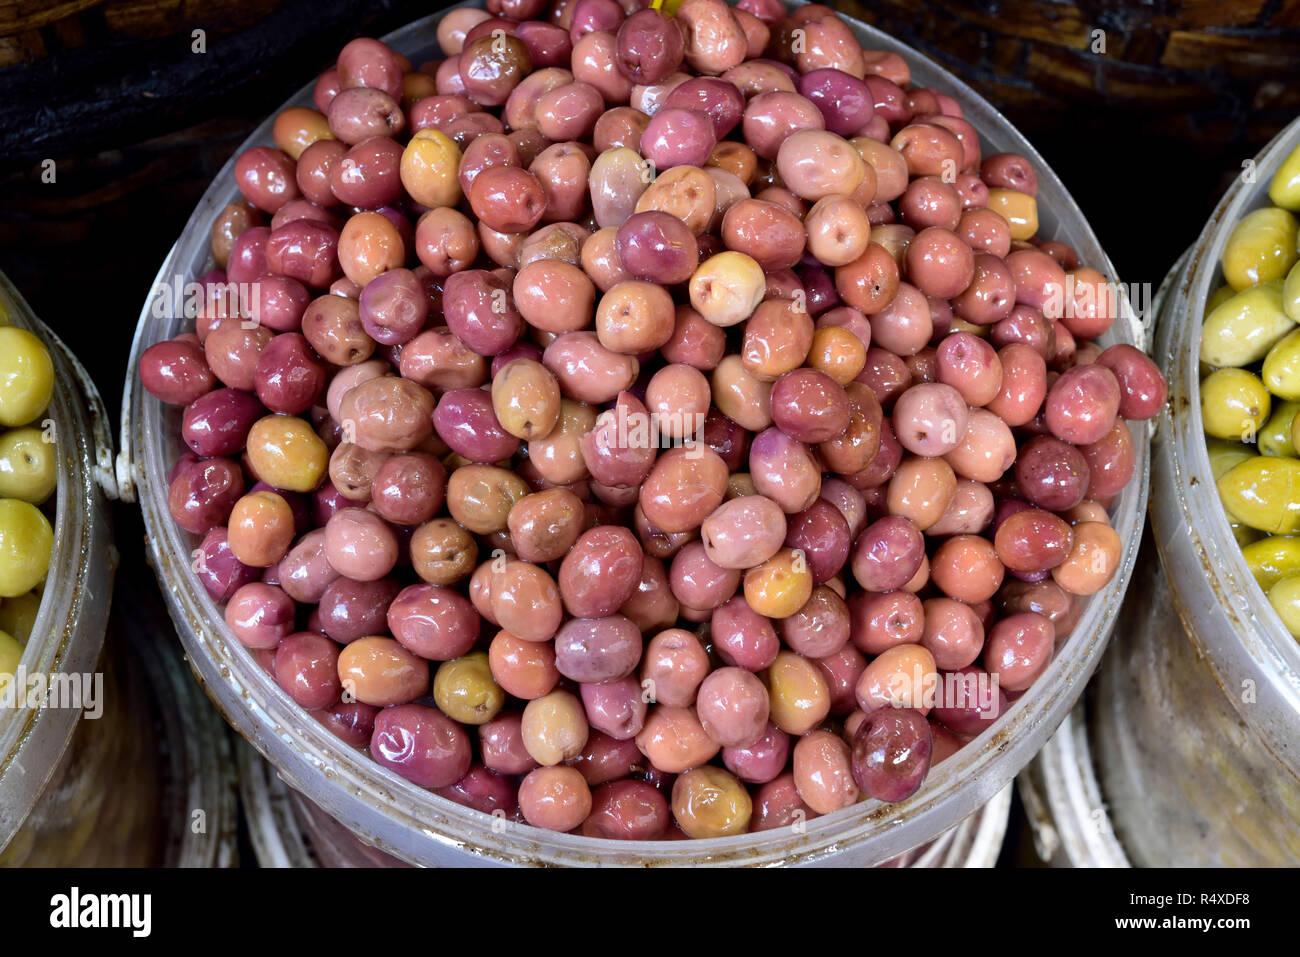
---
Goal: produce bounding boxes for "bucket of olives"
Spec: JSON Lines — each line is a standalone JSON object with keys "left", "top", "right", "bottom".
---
{"left": 1136, "top": 117, "right": 1300, "bottom": 864}
{"left": 0, "top": 273, "right": 120, "bottom": 859}
{"left": 238, "top": 732, "right": 1011, "bottom": 865}
{"left": 124, "top": 0, "right": 1157, "bottom": 865}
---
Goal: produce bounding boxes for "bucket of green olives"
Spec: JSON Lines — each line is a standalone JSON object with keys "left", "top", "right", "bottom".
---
{"left": 0, "top": 273, "right": 122, "bottom": 860}
{"left": 1126, "top": 118, "right": 1300, "bottom": 865}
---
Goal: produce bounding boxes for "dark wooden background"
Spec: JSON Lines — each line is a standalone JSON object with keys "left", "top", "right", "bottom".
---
{"left": 4, "top": 0, "right": 1299, "bottom": 407}
{"left": 5, "top": 0, "right": 1300, "bottom": 404}
{"left": 2, "top": 0, "right": 1295, "bottom": 867}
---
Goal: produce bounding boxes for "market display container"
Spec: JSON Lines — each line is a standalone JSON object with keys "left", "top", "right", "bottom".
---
{"left": 1105, "top": 118, "right": 1300, "bottom": 866}
{"left": 239, "top": 741, "right": 411, "bottom": 868}
{"left": 0, "top": 273, "right": 119, "bottom": 864}
{"left": 240, "top": 736, "right": 1010, "bottom": 868}
{"left": 0, "top": 274, "right": 236, "bottom": 865}
{"left": 1017, "top": 698, "right": 1130, "bottom": 869}
{"left": 121, "top": 1, "right": 1152, "bottom": 866}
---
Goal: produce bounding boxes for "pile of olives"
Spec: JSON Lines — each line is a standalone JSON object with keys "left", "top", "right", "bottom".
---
{"left": 1201, "top": 140, "right": 1300, "bottom": 638}
{"left": 0, "top": 304, "right": 58, "bottom": 683}
{"left": 141, "top": 0, "right": 1165, "bottom": 841}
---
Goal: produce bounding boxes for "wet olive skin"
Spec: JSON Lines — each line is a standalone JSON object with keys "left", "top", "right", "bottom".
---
{"left": 144, "top": 5, "right": 1166, "bottom": 842}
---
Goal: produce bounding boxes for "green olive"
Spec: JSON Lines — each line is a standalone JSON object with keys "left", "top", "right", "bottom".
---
{"left": 0, "top": 589, "right": 40, "bottom": 643}
{"left": 1258, "top": 401, "right": 1300, "bottom": 457}
{"left": 1242, "top": 535, "right": 1300, "bottom": 591}
{"left": 1268, "top": 143, "right": 1300, "bottom": 211}
{"left": 432, "top": 651, "right": 505, "bottom": 725}
{"left": 1222, "top": 208, "right": 1299, "bottom": 292}
{"left": 1217, "top": 456, "right": 1300, "bottom": 534}
{"left": 1263, "top": 329, "right": 1300, "bottom": 402}
{"left": 1206, "top": 284, "right": 1237, "bottom": 315}
{"left": 0, "top": 499, "right": 52, "bottom": 597}
{"left": 1267, "top": 574, "right": 1300, "bottom": 638}
{"left": 0, "top": 427, "right": 57, "bottom": 504}
{"left": 1207, "top": 438, "right": 1256, "bottom": 479}
{"left": 0, "top": 328, "right": 54, "bottom": 429}
{"left": 1200, "top": 281, "right": 1293, "bottom": 368}
{"left": 1283, "top": 260, "right": 1300, "bottom": 322}
{"left": 1231, "top": 520, "right": 1263, "bottom": 548}
{"left": 0, "top": 629, "right": 20, "bottom": 697}
{"left": 1200, "top": 368, "right": 1271, "bottom": 441}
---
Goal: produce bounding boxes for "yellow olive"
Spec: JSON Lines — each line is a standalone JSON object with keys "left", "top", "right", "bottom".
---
{"left": 1200, "top": 281, "right": 1293, "bottom": 368}
{"left": 1206, "top": 284, "right": 1237, "bottom": 315}
{"left": 987, "top": 188, "right": 1038, "bottom": 241}
{"left": 0, "top": 629, "right": 21, "bottom": 697}
{"left": 0, "top": 328, "right": 54, "bottom": 429}
{"left": 689, "top": 252, "right": 766, "bottom": 327}
{"left": 246, "top": 415, "right": 329, "bottom": 493}
{"left": 1200, "top": 368, "right": 1270, "bottom": 441}
{"left": 1263, "top": 328, "right": 1300, "bottom": 402}
{"left": 1268, "top": 574, "right": 1300, "bottom": 638}
{"left": 1231, "top": 520, "right": 1263, "bottom": 548}
{"left": 1258, "top": 401, "right": 1300, "bottom": 457}
{"left": 1222, "top": 207, "right": 1299, "bottom": 292}
{"left": 1242, "top": 535, "right": 1300, "bottom": 591}
{"left": 400, "top": 129, "right": 463, "bottom": 209}
{"left": 491, "top": 359, "right": 561, "bottom": 441}
{"left": 671, "top": 766, "right": 752, "bottom": 838}
{"left": 807, "top": 326, "right": 867, "bottom": 385}
{"left": 743, "top": 547, "right": 813, "bottom": 619}
{"left": 0, "top": 589, "right": 40, "bottom": 643}
{"left": 1268, "top": 142, "right": 1300, "bottom": 211}
{"left": 433, "top": 652, "right": 505, "bottom": 725}
{"left": 1217, "top": 456, "right": 1300, "bottom": 534}
{"left": 1284, "top": 260, "right": 1300, "bottom": 322}
{"left": 521, "top": 689, "right": 588, "bottom": 766}
{"left": 446, "top": 465, "right": 531, "bottom": 535}
{"left": 272, "top": 106, "right": 333, "bottom": 160}
{"left": 0, "top": 499, "right": 52, "bottom": 598}
{"left": 765, "top": 649, "right": 830, "bottom": 735}
{"left": 1207, "top": 438, "right": 1257, "bottom": 480}
{"left": 0, "top": 427, "right": 57, "bottom": 504}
